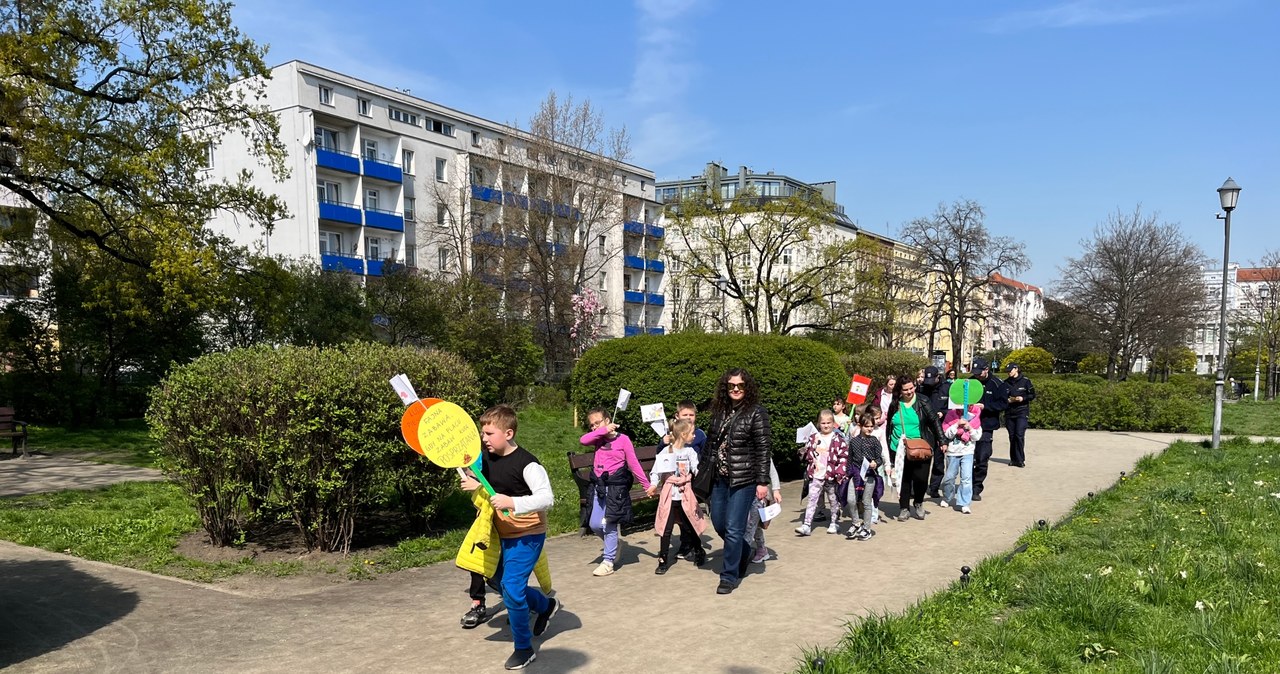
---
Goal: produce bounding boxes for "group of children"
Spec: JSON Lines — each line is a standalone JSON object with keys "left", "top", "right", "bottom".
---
{"left": 794, "top": 393, "right": 985, "bottom": 539}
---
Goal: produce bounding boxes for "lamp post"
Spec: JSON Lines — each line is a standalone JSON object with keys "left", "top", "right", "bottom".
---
{"left": 1212, "top": 177, "right": 1241, "bottom": 449}
{"left": 1256, "top": 287, "right": 1270, "bottom": 402}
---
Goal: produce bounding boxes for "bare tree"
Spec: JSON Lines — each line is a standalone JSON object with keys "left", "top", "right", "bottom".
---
{"left": 1239, "top": 250, "right": 1280, "bottom": 398}
{"left": 1056, "top": 206, "right": 1208, "bottom": 380}
{"left": 665, "top": 184, "right": 867, "bottom": 335}
{"left": 899, "top": 199, "right": 1029, "bottom": 368}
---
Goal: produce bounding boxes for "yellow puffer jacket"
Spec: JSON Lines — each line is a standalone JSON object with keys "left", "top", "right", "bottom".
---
{"left": 456, "top": 489, "right": 552, "bottom": 593}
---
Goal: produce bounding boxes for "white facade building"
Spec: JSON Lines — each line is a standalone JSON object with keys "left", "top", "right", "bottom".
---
{"left": 982, "top": 273, "right": 1045, "bottom": 353}
{"left": 204, "top": 61, "right": 666, "bottom": 347}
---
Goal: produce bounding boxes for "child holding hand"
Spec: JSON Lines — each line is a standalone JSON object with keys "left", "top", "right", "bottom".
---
{"left": 845, "top": 410, "right": 884, "bottom": 541}
{"left": 795, "top": 409, "right": 849, "bottom": 536}
{"left": 581, "top": 408, "right": 651, "bottom": 577}
{"left": 940, "top": 403, "right": 983, "bottom": 514}
{"left": 646, "top": 419, "right": 707, "bottom": 573}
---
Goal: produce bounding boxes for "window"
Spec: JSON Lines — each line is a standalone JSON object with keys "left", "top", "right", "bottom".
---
{"left": 315, "top": 127, "right": 339, "bottom": 151}
{"left": 404, "top": 197, "right": 415, "bottom": 221}
{"left": 405, "top": 244, "right": 417, "bottom": 268}
{"left": 389, "top": 107, "right": 419, "bottom": 126}
{"left": 426, "top": 118, "right": 454, "bottom": 136}
{"left": 364, "top": 189, "right": 379, "bottom": 210}
{"left": 569, "top": 159, "right": 586, "bottom": 172}
{"left": 782, "top": 248, "right": 793, "bottom": 265}
{"left": 527, "top": 147, "right": 539, "bottom": 161}
{"left": 498, "top": 138, "right": 507, "bottom": 155}
{"left": 756, "top": 180, "right": 780, "bottom": 196}
{"left": 318, "top": 231, "right": 342, "bottom": 254}
{"left": 672, "top": 285, "right": 681, "bottom": 300}
{"left": 363, "top": 139, "right": 378, "bottom": 160}
{"left": 357, "top": 98, "right": 371, "bottom": 116}
{"left": 659, "top": 187, "right": 677, "bottom": 203}
{"left": 471, "top": 167, "right": 486, "bottom": 186}
{"left": 471, "top": 130, "right": 481, "bottom": 146}
{"left": 436, "top": 204, "right": 447, "bottom": 225}
{"left": 438, "top": 247, "right": 451, "bottom": 272}
{"left": 435, "top": 157, "right": 447, "bottom": 182}
{"left": 599, "top": 272, "right": 606, "bottom": 291}
{"left": 201, "top": 143, "right": 214, "bottom": 170}
{"left": 401, "top": 149, "right": 415, "bottom": 174}
{"left": 598, "top": 234, "right": 606, "bottom": 254}
{"left": 317, "top": 180, "right": 341, "bottom": 203}
{"left": 366, "top": 236, "right": 382, "bottom": 260}
{"left": 641, "top": 180, "right": 647, "bottom": 191}
{"left": 318, "top": 85, "right": 333, "bottom": 106}
{"left": 721, "top": 183, "right": 738, "bottom": 199}
{"left": 623, "top": 273, "right": 633, "bottom": 290}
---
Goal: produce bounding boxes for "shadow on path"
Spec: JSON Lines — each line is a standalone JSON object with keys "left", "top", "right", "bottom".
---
{"left": 0, "top": 560, "right": 139, "bottom": 668}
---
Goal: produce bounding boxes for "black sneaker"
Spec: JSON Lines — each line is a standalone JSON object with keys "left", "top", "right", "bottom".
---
{"left": 851, "top": 527, "right": 874, "bottom": 541}
{"left": 655, "top": 561, "right": 670, "bottom": 575}
{"left": 813, "top": 511, "right": 828, "bottom": 522}
{"left": 972, "top": 494, "right": 983, "bottom": 502}
{"left": 505, "top": 648, "right": 536, "bottom": 670}
{"left": 677, "top": 543, "right": 693, "bottom": 558}
{"left": 533, "top": 598, "right": 560, "bottom": 637}
{"left": 693, "top": 548, "right": 706, "bottom": 567}
{"left": 716, "top": 581, "right": 735, "bottom": 595}
{"left": 461, "top": 604, "right": 488, "bottom": 629}
{"left": 927, "top": 490, "right": 941, "bottom": 499}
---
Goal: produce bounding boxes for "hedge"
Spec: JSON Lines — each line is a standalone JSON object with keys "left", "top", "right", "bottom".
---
{"left": 1029, "top": 379, "right": 1204, "bottom": 432}
{"left": 839, "top": 349, "right": 929, "bottom": 390}
{"left": 571, "top": 334, "right": 848, "bottom": 476}
{"left": 147, "top": 343, "right": 481, "bottom": 552}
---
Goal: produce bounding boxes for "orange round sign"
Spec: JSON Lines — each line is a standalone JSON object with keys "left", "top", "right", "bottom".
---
{"left": 400, "top": 399, "right": 480, "bottom": 468}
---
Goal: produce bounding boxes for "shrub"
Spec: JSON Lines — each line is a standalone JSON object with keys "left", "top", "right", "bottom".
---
{"left": 1005, "top": 346, "right": 1054, "bottom": 373}
{"left": 839, "top": 349, "right": 930, "bottom": 389}
{"left": 148, "top": 343, "right": 481, "bottom": 551}
{"left": 1029, "top": 379, "right": 1205, "bottom": 432}
{"left": 571, "top": 334, "right": 848, "bottom": 476}
{"left": 506, "top": 384, "right": 569, "bottom": 410}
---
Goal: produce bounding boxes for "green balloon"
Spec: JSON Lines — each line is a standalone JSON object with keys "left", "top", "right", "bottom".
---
{"left": 949, "top": 379, "right": 983, "bottom": 407}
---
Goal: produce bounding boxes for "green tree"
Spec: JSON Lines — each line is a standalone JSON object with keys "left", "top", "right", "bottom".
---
{"left": 0, "top": 0, "right": 286, "bottom": 280}
{"left": 285, "top": 268, "right": 371, "bottom": 346}
{"left": 1028, "top": 298, "right": 1095, "bottom": 372}
{"left": 1149, "top": 345, "right": 1197, "bottom": 381}
{"left": 1078, "top": 353, "right": 1108, "bottom": 375}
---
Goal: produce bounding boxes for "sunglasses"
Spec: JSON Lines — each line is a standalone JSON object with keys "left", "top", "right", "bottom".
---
{"left": 727, "top": 382, "right": 746, "bottom": 391}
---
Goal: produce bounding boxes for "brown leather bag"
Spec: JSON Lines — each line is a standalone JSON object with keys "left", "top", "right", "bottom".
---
{"left": 899, "top": 411, "right": 933, "bottom": 461}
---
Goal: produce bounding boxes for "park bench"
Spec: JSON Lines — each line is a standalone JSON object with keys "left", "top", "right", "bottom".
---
{"left": 0, "top": 407, "right": 29, "bottom": 457}
{"left": 566, "top": 444, "right": 660, "bottom": 530}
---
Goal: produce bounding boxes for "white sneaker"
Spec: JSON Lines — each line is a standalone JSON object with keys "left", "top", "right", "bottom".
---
{"left": 592, "top": 561, "right": 615, "bottom": 576}
{"left": 961, "top": 506, "right": 972, "bottom": 514}
{"left": 794, "top": 524, "right": 811, "bottom": 536}
{"left": 826, "top": 522, "right": 839, "bottom": 535}
{"left": 939, "top": 499, "right": 949, "bottom": 509}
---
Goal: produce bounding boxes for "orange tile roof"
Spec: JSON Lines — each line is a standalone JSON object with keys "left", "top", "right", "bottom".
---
{"left": 1237, "top": 267, "right": 1280, "bottom": 283}
{"left": 989, "top": 272, "right": 1043, "bottom": 294}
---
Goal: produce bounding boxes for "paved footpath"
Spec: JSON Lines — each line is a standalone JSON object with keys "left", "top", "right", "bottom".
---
{"left": 0, "top": 455, "right": 162, "bottom": 498}
{"left": 0, "top": 431, "right": 1212, "bottom": 673}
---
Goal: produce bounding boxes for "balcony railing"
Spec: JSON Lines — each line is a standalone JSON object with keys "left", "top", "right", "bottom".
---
{"left": 321, "top": 251, "right": 364, "bottom": 275}
{"left": 365, "top": 258, "right": 386, "bottom": 277}
{"left": 468, "top": 184, "right": 580, "bottom": 220}
{"left": 624, "top": 325, "right": 643, "bottom": 337}
{"left": 623, "top": 255, "right": 645, "bottom": 270}
{"left": 623, "top": 220, "right": 645, "bottom": 235}
{"left": 645, "top": 259, "right": 665, "bottom": 273}
{"left": 648, "top": 326, "right": 665, "bottom": 335}
{"left": 624, "top": 290, "right": 645, "bottom": 305}
{"left": 645, "top": 223, "right": 665, "bottom": 239}
{"left": 364, "top": 207, "right": 404, "bottom": 232}
{"left": 645, "top": 292, "right": 665, "bottom": 306}
{"left": 362, "top": 156, "right": 403, "bottom": 183}
{"left": 319, "top": 199, "right": 362, "bottom": 226}
{"left": 317, "top": 147, "right": 360, "bottom": 174}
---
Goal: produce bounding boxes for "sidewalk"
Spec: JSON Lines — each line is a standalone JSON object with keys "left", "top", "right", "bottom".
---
{"left": 0, "top": 454, "right": 163, "bottom": 498}
{"left": 0, "top": 431, "right": 1173, "bottom": 672}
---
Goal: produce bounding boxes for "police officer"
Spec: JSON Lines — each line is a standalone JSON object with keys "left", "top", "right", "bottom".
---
{"left": 1004, "top": 364, "right": 1036, "bottom": 468}
{"left": 919, "top": 366, "right": 949, "bottom": 497}
{"left": 969, "top": 357, "right": 1008, "bottom": 501}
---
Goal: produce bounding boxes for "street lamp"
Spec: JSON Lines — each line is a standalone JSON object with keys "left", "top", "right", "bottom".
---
{"left": 1212, "top": 177, "right": 1241, "bottom": 449}
{"left": 1256, "top": 287, "right": 1270, "bottom": 402}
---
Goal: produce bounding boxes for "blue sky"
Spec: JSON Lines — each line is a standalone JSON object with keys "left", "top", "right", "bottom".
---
{"left": 230, "top": 0, "right": 1277, "bottom": 290}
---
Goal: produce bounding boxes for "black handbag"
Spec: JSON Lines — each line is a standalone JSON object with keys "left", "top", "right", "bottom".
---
{"left": 691, "top": 457, "right": 715, "bottom": 502}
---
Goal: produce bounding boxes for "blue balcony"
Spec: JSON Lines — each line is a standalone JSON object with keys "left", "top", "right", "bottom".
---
{"left": 473, "top": 231, "right": 504, "bottom": 246}
{"left": 648, "top": 327, "right": 665, "bottom": 335}
{"left": 530, "top": 197, "right": 552, "bottom": 215}
{"left": 623, "top": 220, "right": 645, "bottom": 235}
{"left": 623, "top": 255, "right": 645, "bottom": 270}
{"left": 319, "top": 199, "right": 363, "bottom": 226}
{"left": 471, "top": 185, "right": 502, "bottom": 204}
{"left": 645, "top": 293, "right": 665, "bottom": 306}
{"left": 624, "top": 325, "right": 643, "bottom": 337}
{"left": 503, "top": 191, "right": 529, "bottom": 209}
{"left": 624, "top": 290, "right": 645, "bottom": 305}
{"left": 316, "top": 147, "right": 360, "bottom": 174}
{"left": 364, "top": 208, "right": 404, "bottom": 232}
{"left": 321, "top": 252, "right": 364, "bottom": 274}
{"left": 645, "top": 259, "right": 665, "bottom": 273}
{"left": 645, "top": 223, "right": 665, "bottom": 239}
{"left": 362, "top": 157, "right": 402, "bottom": 183}
{"left": 505, "top": 234, "right": 529, "bottom": 247}
{"left": 365, "top": 258, "right": 385, "bottom": 277}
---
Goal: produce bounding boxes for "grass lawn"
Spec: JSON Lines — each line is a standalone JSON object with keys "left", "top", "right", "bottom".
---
{"left": 1214, "top": 399, "right": 1280, "bottom": 437}
{"left": 26, "top": 419, "right": 158, "bottom": 467}
{"left": 801, "top": 438, "right": 1280, "bottom": 673}
{"left": 0, "top": 406, "right": 591, "bottom": 582}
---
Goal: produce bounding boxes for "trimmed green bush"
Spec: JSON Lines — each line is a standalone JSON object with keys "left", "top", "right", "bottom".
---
{"left": 839, "top": 349, "right": 929, "bottom": 389}
{"left": 1029, "top": 379, "right": 1204, "bottom": 432}
{"left": 572, "top": 334, "right": 848, "bottom": 476}
{"left": 148, "top": 343, "right": 481, "bottom": 552}
{"left": 1005, "top": 346, "right": 1053, "bottom": 373}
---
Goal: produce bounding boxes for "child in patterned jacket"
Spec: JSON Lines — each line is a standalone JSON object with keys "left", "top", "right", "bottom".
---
{"left": 795, "top": 409, "right": 850, "bottom": 536}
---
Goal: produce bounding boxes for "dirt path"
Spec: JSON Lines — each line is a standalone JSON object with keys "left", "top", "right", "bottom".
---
{"left": 0, "top": 430, "right": 1168, "bottom": 673}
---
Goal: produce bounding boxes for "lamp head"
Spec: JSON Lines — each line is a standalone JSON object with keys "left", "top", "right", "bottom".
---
{"left": 1218, "top": 177, "right": 1241, "bottom": 212}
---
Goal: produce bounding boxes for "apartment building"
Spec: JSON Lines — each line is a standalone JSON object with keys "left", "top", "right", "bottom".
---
{"left": 980, "top": 272, "right": 1045, "bottom": 353}
{"left": 0, "top": 192, "right": 40, "bottom": 306}
{"left": 203, "top": 61, "right": 665, "bottom": 345}
{"left": 1189, "top": 264, "right": 1279, "bottom": 376}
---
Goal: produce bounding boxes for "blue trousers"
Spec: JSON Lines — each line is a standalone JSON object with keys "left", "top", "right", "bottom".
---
{"left": 709, "top": 478, "right": 756, "bottom": 586}
{"left": 500, "top": 534, "right": 549, "bottom": 651}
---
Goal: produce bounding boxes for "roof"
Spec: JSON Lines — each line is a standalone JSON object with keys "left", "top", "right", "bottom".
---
{"left": 1237, "top": 267, "right": 1280, "bottom": 283}
{"left": 990, "top": 272, "right": 1043, "bottom": 294}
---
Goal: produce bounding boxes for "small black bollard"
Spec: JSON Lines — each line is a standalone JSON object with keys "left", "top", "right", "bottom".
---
{"left": 1088, "top": 491, "right": 1094, "bottom": 498}
{"left": 1038, "top": 519, "right": 1047, "bottom": 530}
{"left": 960, "top": 565, "right": 971, "bottom": 586}
{"left": 811, "top": 657, "right": 826, "bottom": 671}
{"left": 1120, "top": 471, "right": 1126, "bottom": 477}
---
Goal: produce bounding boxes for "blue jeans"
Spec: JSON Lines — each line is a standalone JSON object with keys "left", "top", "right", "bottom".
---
{"left": 942, "top": 454, "right": 974, "bottom": 507}
{"left": 709, "top": 478, "right": 756, "bottom": 586}
{"left": 588, "top": 494, "right": 620, "bottom": 563}
{"left": 500, "top": 534, "right": 549, "bottom": 651}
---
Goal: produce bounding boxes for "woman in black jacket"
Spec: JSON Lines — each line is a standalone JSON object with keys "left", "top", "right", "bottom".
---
{"left": 705, "top": 368, "right": 771, "bottom": 595}
{"left": 886, "top": 373, "right": 944, "bottom": 522}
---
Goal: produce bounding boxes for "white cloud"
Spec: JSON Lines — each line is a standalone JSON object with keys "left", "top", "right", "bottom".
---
{"left": 984, "top": 0, "right": 1191, "bottom": 33}
{"left": 627, "top": 0, "right": 710, "bottom": 169}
